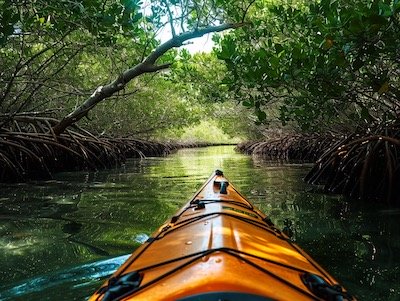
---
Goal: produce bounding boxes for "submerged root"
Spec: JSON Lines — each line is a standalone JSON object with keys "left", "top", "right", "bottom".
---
{"left": 305, "top": 122, "right": 400, "bottom": 205}
{"left": 236, "top": 134, "right": 338, "bottom": 162}
{"left": 305, "top": 135, "right": 400, "bottom": 205}
{"left": 0, "top": 117, "right": 176, "bottom": 182}
{"left": 237, "top": 127, "right": 400, "bottom": 205}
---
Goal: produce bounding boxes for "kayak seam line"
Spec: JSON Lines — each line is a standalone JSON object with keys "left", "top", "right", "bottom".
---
{"left": 167, "top": 200, "right": 256, "bottom": 225}
{"left": 167, "top": 199, "right": 263, "bottom": 228}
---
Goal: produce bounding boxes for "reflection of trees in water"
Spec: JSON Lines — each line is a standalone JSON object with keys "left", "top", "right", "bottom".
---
{"left": 0, "top": 146, "right": 399, "bottom": 300}
{"left": 243, "top": 175, "right": 400, "bottom": 301}
{"left": 297, "top": 198, "right": 400, "bottom": 300}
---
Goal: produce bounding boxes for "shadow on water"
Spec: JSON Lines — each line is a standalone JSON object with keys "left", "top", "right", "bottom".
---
{"left": 0, "top": 146, "right": 399, "bottom": 300}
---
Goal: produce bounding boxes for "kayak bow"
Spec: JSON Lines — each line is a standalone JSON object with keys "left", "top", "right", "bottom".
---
{"left": 90, "top": 170, "right": 355, "bottom": 301}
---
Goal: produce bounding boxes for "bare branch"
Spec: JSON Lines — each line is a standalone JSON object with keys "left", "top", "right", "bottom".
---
{"left": 242, "top": 0, "right": 257, "bottom": 23}
{"left": 146, "top": 63, "right": 173, "bottom": 72}
{"left": 162, "top": 0, "right": 177, "bottom": 37}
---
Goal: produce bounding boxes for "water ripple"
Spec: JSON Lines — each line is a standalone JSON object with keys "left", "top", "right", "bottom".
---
{"left": 0, "top": 254, "right": 129, "bottom": 300}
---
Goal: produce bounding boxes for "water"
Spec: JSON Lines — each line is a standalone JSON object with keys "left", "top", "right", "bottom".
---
{"left": 0, "top": 146, "right": 399, "bottom": 300}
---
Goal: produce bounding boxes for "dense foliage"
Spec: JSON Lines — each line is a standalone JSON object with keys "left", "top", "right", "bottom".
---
{"left": 217, "top": 0, "right": 400, "bottom": 132}
{"left": 2, "top": 0, "right": 400, "bottom": 140}
{"left": 0, "top": 0, "right": 148, "bottom": 112}
{"left": 0, "top": 0, "right": 254, "bottom": 140}
{"left": 167, "top": 52, "right": 263, "bottom": 140}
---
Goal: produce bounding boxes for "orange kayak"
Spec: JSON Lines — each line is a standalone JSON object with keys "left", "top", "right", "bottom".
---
{"left": 90, "top": 170, "right": 355, "bottom": 301}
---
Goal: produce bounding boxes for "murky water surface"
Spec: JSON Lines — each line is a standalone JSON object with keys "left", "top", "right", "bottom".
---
{"left": 0, "top": 146, "right": 399, "bottom": 300}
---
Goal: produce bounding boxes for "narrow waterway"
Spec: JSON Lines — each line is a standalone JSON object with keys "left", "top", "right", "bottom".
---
{"left": 0, "top": 146, "right": 399, "bottom": 300}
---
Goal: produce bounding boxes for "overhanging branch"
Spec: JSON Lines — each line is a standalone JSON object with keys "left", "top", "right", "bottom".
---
{"left": 144, "top": 23, "right": 245, "bottom": 65}
{"left": 146, "top": 63, "right": 173, "bottom": 72}
{"left": 52, "top": 22, "right": 246, "bottom": 135}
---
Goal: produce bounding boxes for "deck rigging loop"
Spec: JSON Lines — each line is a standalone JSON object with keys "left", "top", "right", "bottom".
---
{"left": 89, "top": 170, "right": 356, "bottom": 301}
{"left": 96, "top": 247, "right": 327, "bottom": 301}
{"left": 214, "top": 180, "right": 229, "bottom": 194}
{"left": 302, "top": 273, "right": 354, "bottom": 301}
{"left": 215, "top": 169, "right": 224, "bottom": 176}
{"left": 96, "top": 271, "right": 142, "bottom": 301}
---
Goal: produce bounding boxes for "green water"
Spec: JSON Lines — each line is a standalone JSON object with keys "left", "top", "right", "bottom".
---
{"left": 0, "top": 146, "right": 399, "bottom": 300}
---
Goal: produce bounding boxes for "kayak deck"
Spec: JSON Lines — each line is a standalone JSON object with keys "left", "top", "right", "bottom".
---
{"left": 90, "top": 170, "right": 354, "bottom": 301}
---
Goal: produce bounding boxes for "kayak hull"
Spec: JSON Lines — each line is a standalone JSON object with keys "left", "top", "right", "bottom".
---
{"left": 90, "top": 170, "right": 354, "bottom": 301}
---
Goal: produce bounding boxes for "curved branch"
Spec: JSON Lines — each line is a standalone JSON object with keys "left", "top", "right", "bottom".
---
{"left": 242, "top": 0, "right": 257, "bottom": 23}
{"left": 143, "top": 23, "right": 245, "bottom": 66}
{"left": 52, "top": 22, "right": 246, "bottom": 135}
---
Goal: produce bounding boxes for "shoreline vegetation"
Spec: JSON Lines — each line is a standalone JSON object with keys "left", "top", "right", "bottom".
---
{"left": 3, "top": 116, "right": 400, "bottom": 207}
{"left": 0, "top": 117, "right": 235, "bottom": 183}
{"left": 1, "top": 0, "right": 400, "bottom": 208}
{"left": 237, "top": 125, "right": 400, "bottom": 206}
{"left": 236, "top": 134, "right": 338, "bottom": 162}
{"left": 3, "top": 120, "right": 400, "bottom": 207}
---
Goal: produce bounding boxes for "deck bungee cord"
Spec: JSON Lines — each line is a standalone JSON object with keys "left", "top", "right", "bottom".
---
{"left": 159, "top": 211, "right": 287, "bottom": 240}
{"left": 95, "top": 222, "right": 350, "bottom": 301}
{"left": 96, "top": 247, "right": 331, "bottom": 301}
{"left": 90, "top": 170, "right": 356, "bottom": 301}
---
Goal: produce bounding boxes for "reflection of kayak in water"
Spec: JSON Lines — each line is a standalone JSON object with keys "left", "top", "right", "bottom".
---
{"left": 90, "top": 170, "right": 355, "bottom": 301}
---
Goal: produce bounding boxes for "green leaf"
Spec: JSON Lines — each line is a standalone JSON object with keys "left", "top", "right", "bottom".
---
{"left": 132, "top": 12, "right": 142, "bottom": 23}
{"left": 242, "top": 101, "right": 252, "bottom": 107}
{"left": 292, "top": 46, "right": 303, "bottom": 60}
{"left": 101, "top": 15, "right": 115, "bottom": 26}
{"left": 378, "top": 2, "right": 392, "bottom": 17}
{"left": 275, "top": 43, "right": 284, "bottom": 54}
{"left": 123, "top": 0, "right": 139, "bottom": 12}
{"left": 394, "top": 0, "right": 400, "bottom": 11}
{"left": 349, "top": 18, "right": 363, "bottom": 34}
{"left": 256, "top": 110, "right": 267, "bottom": 121}
{"left": 269, "top": 56, "right": 280, "bottom": 69}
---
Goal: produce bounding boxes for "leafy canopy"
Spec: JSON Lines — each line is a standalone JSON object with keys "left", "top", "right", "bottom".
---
{"left": 216, "top": 0, "right": 400, "bottom": 132}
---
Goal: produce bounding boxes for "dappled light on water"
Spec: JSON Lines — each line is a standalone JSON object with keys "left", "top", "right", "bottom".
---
{"left": 0, "top": 146, "right": 399, "bottom": 300}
